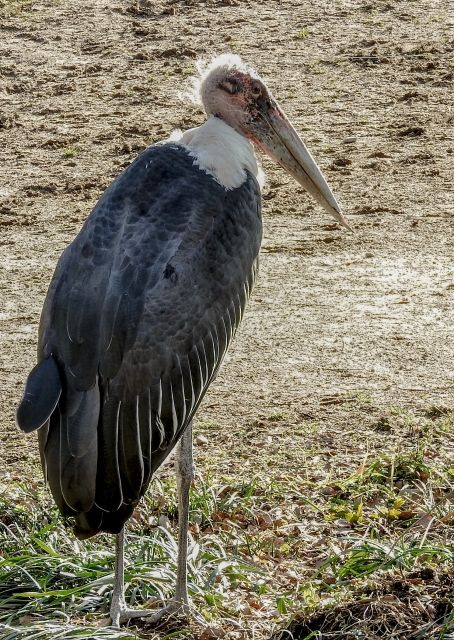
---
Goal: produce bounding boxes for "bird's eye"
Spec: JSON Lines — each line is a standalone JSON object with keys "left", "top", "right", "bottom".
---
{"left": 251, "top": 83, "right": 261, "bottom": 98}
{"left": 219, "top": 79, "right": 240, "bottom": 95}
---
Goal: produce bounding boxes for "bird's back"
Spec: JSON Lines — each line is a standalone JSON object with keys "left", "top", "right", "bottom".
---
{"left": 17, "top": 142, "right": 262, "bottom": 538}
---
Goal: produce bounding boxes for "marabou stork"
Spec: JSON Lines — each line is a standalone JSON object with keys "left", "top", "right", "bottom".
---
{"left": 16, "top": 54, "right": 351, "bottom": 626}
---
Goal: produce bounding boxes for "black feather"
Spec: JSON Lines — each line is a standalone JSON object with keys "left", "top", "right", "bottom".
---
{"left": 95, "top": 398, "right": 123, "bottom": 512}
{"left": 138, "top": 389, "right": 152, "bottom": 487}
{"left": 16, "top": 357, "right": 61, "bottom": 433}
{"left": 42, "top": 409, "right": 75, "bottom": 517}
{"left": 118, "top": 398, "right": 144, "bottom": 503}
{"left": 59, "top": 386, "right": 99, "bottom": 512}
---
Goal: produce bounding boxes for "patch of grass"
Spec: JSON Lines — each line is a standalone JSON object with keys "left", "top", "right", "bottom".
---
{"left": 321, "top": 446, "right": 453, "bottom": 533}
{"left": 1, "top": 417, "right": 452, "bottom": 640}
{"left": 267, "top": 412, "right": 288, "bottom": 423}
{"left": 0, "top": 480, "right": 263, "bottom": 639}
{"left": 278, "top": 565, "right": 454, "bottom": 640}
{"left": 0, "top": 623, "right": 137, "bottom": 640}
{"left": 0, "top": 0, "right": 33, "bottom": 17}
{"left": 321, "top": 537, "right": 454, "bottom": 581}
{"left": 294, "top": 28, "right": 309, "bottom": 40}
{"left": 62, "top": 147, "right": 79, "bottom": 158}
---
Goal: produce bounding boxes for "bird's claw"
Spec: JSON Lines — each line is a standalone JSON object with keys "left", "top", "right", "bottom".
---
{"left": 110, "top": 596, "right": 197, "bottom": 628}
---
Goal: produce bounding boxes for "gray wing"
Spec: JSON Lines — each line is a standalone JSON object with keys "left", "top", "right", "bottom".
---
{"left": 21, "top": 143, "right": 262, "bottom": 537}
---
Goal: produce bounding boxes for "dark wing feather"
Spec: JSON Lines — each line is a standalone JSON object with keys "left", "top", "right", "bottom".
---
{"left": 137, "top": 388, "right": 153, "bottom": 486}
{"left": 25, "top": 143, "right": 261, "bottom": 537}
{"left": 118, "top": 398, "right": 144, "bottom": 503}
{"left": 60, "top": 385, "right": 99, "bottom": 512}
{"left": 16, "top": 357, "right": 61, "bottom": 432}
{"left": 95, "top": 397, "right": 123, "bottom": 512}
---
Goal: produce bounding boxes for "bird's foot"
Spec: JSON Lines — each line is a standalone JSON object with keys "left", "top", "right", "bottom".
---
{"left": 110, "top": 595, "right": 200, "bottom": 628}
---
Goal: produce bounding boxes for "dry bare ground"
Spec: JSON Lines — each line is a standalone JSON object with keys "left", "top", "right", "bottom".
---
{"left": 0, "top": 0, "right": 453, "bottom": 639}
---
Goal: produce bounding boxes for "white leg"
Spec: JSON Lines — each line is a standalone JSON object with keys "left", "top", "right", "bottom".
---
{"left": 110, "top": 527, "right": 161, "bottom": 626}
{"left": 174, "top": 422, "right": 194, "bottom": 609}
{"left": 110, "top": 528, "right": 127, "bottom": 627}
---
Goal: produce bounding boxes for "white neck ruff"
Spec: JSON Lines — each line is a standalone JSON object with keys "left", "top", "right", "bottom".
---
{"left": 169, "top": 116, "right": 264, "bottom": 190}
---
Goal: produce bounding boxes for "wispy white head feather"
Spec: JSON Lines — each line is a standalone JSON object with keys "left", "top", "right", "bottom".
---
{"left": 195, "top": 55, "right": 257, "bottom": 111}
{"left": 184, "top": 55, "right": 257, "bottom": 107}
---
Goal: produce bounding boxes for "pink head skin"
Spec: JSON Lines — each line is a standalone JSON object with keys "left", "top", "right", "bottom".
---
{"left": 198, "top": 56, "right": 352, "bottom": 231}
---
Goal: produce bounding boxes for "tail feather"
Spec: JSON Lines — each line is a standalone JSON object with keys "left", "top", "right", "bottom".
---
{"left": 16, "top": 357, "right": 61, "bottom": 433}
{"left": 40, "top": 386, "right": 99, "bottom": 515}
{"left": 73, "top": 507, "right": 103, "bottom": 540}
{"left": 138, "top": 389, "right": 152, "bottom": 488}
{"left": 37, "top": 420, "right": 50, "bottom": 479}
{"left": 100, "top": 504, "right": 135, "bottom": 535}
{"left": 95, "top": 398, "right": 123, "bottom": 512}
{"left": 118, "top": 399, "right": 144, "bottom": 504}
{"left": 73, "top": 503, "right": 134, "bottom": 539}
{"left": 64, "top": 385, "right": 100, "bottom": 458}
{"left": 60, "top": 386, "right": 99, "bottom": 512}
{"left": 42, "top": 409, "right": 76, "bottom": 517}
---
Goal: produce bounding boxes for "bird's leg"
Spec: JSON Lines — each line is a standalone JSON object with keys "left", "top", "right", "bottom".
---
{"left": 110, "top": 527, "right": 161, "bottom": 627}
{"left": 110, "top": 528, "right": 127, "bottom": 627}
{"left": 109, "top": 424, "right": 195, "bottom": 627}
{"left": 173, "top": 422, "right": 194, "bottom": 611}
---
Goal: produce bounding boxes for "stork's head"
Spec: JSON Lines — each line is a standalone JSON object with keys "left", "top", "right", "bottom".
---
{"left": 196, "top": 54, "right": 351, "bottom": 231}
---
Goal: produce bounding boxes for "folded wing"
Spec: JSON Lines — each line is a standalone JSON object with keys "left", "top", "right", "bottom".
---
{"left": 17, "top": 143, "right": 262, "bottom": 538}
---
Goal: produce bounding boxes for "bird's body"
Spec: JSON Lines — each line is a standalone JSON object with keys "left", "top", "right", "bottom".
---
{"left": 32, "top": 121, "right": 262, "bottom": 538}
{"left": 17, "top": 54, "right": 351, "bottom": 626}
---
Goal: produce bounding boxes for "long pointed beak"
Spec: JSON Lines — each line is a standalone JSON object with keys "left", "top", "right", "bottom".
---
{"left": 250, "top": 101, "right": 353, "bottom": 232}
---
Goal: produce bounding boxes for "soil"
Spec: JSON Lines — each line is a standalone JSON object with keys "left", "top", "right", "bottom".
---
{"left": 276, "top": 567, "right": 454, "bottom": 640}
{"left": 1, "top": 0, "right": 453, "bottom": 475}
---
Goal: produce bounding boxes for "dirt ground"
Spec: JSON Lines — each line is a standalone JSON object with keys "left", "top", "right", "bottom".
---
{"left": 1, "top": 0, "right": 453, "bottom": 468}
{"left": 0, "top": 0, "right": 453, "bottom": 636}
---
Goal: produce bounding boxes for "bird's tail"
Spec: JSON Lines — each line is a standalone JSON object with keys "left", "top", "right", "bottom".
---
{"left": 16, "top": 359, "right": 150, "bottom": 539}
{"left": 16, "top": 357, "right": 102, "bottom": 535}
{"left": 16, "top": 357, "right": 62, "bottom": 433}
{"left": 40, "top": 392, "right": 142, "bottom": 539}
{"left": 41, "top": 384, "right": 100, "bottom": 514}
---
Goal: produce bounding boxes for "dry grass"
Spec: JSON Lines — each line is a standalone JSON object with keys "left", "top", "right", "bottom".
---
{"left": 1, "top": 408, "right": 452, "bottom": 639}
{"left": 276, "top": 567, "right": 454, "bottom": 640}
